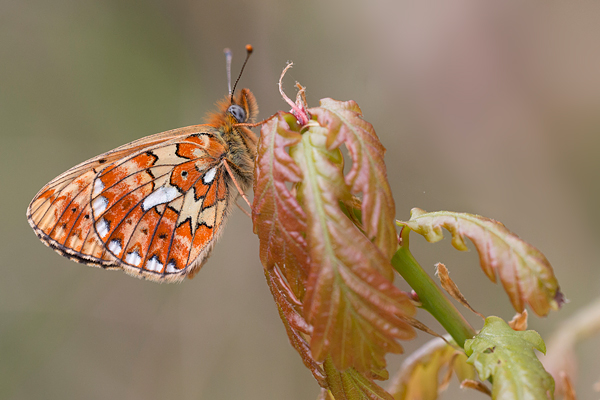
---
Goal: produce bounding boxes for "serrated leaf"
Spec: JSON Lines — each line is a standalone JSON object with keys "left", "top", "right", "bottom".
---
{"left": 324, "top": 357, "right": 395, "bottom": 400}
{"left": 310, "top": 99, "right": 397, "bottom": 259}
{"left": 291, "top": 124, "right": 416, "bottom": 374}
{"left": 464, "top": 316, "right": 555, "bottom": 400}
{"left": 388, "top": 337, "right": 476, "bottom": 400}
{"left": 265, "top": 268, "right": 327, "bottom": 387}
{"left": 398, "top": 208, "right": 563, "bottom": 316}
{"left": 253, "top": 112, "right": 309, "bottom": 299}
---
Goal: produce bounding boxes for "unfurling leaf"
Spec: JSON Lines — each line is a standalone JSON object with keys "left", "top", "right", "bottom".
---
{"left": 435, "top": 263, "right": 484, "bottom": 319}
{"left": 508, "top": 311, "right": 528, "bottom": 331}
{"left": 252, "top": 113, "right": 309, "bottom": 299}
{"left": 291, "top": 124, "right": 416, "bottom": 374}
{"left": 265, "top": 268, "right": 327, "bottom": 387}
{"left": 465, "top": 316, "right": 555, "bottom": 400}
{"left": 324, "top": 357, "right": 395, "bottom": 400}
{"left": 310, "top": 99, "right": 397, "bottom": 259}
{"left": 254, "top": 71, "right": 416, "bottom": 398}
{"left": 460, "top": 379, "right": 492, "bottom": 396}
{"left": 398, "top": 209, "right": 564, "bottom": 316}
{"left": 388, "top": 337, "right": 476, "bottom": 400}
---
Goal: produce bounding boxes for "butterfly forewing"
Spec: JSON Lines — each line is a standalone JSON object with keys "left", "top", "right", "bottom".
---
{"left": 26, "top": 134, "right": 182, "bottom": 267}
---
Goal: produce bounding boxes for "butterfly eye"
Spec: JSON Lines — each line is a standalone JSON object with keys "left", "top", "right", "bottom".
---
{"left": 227, "top": 105, "right": 246, "bottom": 123}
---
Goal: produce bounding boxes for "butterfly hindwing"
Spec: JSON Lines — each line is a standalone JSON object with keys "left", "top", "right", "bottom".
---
{"left": 28, "top": 88, "right": 258, "bottom": 282}
{"left": 27, "top": 125, "right": 232, "bottom": 274}
{"left": 90, "top": 131, "right": 235, "bottom": 282}
{"left": 26, "top": 132, "right": 183, "bottom": 267}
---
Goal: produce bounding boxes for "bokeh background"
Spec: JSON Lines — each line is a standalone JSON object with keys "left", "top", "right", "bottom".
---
{"left": 2, "top": 1, "right": 600, "bottom": 399}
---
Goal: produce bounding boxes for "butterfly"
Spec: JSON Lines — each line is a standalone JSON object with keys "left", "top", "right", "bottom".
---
{"left": 27, "top": 46, "right": 258, "bottom": 283}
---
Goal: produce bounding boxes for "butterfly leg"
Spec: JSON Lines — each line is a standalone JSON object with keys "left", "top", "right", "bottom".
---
{"left": 223, "top": 159, "right": 252, "bottom": 208}
{"left": 235, "top": 201, "right": 252, "bottom": 218}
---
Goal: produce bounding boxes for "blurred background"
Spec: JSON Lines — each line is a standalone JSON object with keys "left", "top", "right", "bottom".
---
{"left": 2, "top": 0, "right": 600, "bottom": 399}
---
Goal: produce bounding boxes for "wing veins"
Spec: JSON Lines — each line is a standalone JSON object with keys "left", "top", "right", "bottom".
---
{"left": 139, "top": 204, "right": 168, "bottom": 273}
{"left": 93, "top": 169, "right": 176, "bottom": 221}
{"left": 33, "top": 179, "right": 92, "bottom": 235}
{"left": 95, "top": 158, "right": 214, "bottom": 199}
{"left": 63, "top": 204, "right": 89, "bottom": 246}
{"left": 117, "top": 199, "right": 155, "bottom": 266}
{"left": 184, "top": 163, "right": 225, "bottom": 267}
{"left": 48, "top": 181, "right": 93, "bottom": 241}
{"left": 163, "top": 199, "right": 187, "bottom": 275}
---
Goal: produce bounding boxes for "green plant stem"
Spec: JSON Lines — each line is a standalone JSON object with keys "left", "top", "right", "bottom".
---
{"left": 392, "top": 228, "right": 476, "bottom": 348}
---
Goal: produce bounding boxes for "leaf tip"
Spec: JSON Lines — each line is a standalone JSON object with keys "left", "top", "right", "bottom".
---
{"left": 552, "top": 288, "right": 568, "bottom": 310}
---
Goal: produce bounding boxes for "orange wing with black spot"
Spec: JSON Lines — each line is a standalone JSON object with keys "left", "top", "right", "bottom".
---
{"left": 27, "top": 126, "right": 236, "bottom": 282}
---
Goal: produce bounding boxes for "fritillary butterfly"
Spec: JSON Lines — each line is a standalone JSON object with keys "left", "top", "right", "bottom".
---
{"left": 27, "top": 46, "right": 258, "bottom": 283}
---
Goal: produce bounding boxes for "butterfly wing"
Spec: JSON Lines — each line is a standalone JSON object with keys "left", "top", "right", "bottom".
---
{"left": 27, "top": 126, "right": 236, "bottom": 282}
{"left": 27, "top": 129, "right": 189, "bottom": 266}
{"left": 90, "top": 129, "right": 236, "bottom": 282}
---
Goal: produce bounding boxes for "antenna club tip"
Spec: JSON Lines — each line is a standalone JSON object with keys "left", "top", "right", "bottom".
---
{"left": 224, "top": 48, "right": 232, "bottom": 55}
{"left": 245, "top": 44, "right": 253, "bottom": 54}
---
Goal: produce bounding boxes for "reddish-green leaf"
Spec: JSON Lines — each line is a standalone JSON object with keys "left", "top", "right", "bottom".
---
{"left": 398, "top": 208, "right": 563, "bottom": 316}
{"left": 265, "top": 268, "right": 327, "bottom": 387}
{"left": 324, "top": 357, "right": 395, "bottom": 400}
{"left": 310, "top": 99, "right": 397, "bottom": 259}
{"left": 253, "top": 112, "right": 309, "bottom": 299}
{"left": 291, "top": 124, "right": 416, "bottom": 374}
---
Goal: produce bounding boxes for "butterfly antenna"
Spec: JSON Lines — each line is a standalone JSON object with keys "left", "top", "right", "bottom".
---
{"left": 230, "top": 44, "right": 253, "bottom": 103}
{"left": 224, "top": 48, "right": 233, "bottom": 96}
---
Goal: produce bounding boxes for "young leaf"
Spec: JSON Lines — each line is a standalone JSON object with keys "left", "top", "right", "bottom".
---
{"left": 252, "top": 112, "right": 309, "bottom": 299}
{"left": 508, "top": 311, "right": 528, "bottom": 331}
{"left": 310, "top": 99, "right": 397, "bottom": 259}
{"left": 291, "top": 124, "right": 416, "bottom": 374}
{"left": 435, "top": 262, "right": 484, "bottom": 319}
{"left": 460, "top": 379, "right": 492, "bottom": 396}
{"left": 388, "top": 337, "right": 476, "bottom": 400}
{"left": 265, "top": 268, "right": 327, "bottom": 387}
{"left": 324, "top": 357, "right": 395, "bottom": 400}
{"left": 398, "top": 208, "right": 564, "bottom": 316}
{"left": 464, "top": 316, "right": 555, "bottom": 400}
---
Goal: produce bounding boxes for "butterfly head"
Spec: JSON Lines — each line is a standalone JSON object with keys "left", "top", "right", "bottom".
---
{"left": 227, "top": 104, "right": 246, "bottom": 123}
{"left": 207, "top": 88, "right": 258, "bottom": 128}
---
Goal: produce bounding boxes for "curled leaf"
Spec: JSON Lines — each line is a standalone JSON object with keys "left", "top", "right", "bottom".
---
{"left": 291, "top": 124, "right": 416, "bottom": 375}
{"left": 252, "top": 113, "right": 309, "bottom": 299}
{"left": 398, "top": 208, "right": 564, "bottom": 316}
{"left": 310, "top": 99, "right": 397, "bottom": 259}
{"left": 388, "top": 337, "right": 476, "bottom": 400}
{"left": 265, "top": 268, "right": 327, "bottom": 387}
{"left": 435, "top": 263, "right": 484, "bottom": 319}
{"left": 254, "top": 71, "right": 418, "bottom": 392}
{"left": 508, "top": 311, "right": 528, "bottom": 331}
{"left": 324, "top": 357, "right": 394, "bottom": 400}
{"left": 465, "top": 316, "right": 555, "bottom": 400}
{"left": 460, "top": 379, "right": 492, "bottom": 396}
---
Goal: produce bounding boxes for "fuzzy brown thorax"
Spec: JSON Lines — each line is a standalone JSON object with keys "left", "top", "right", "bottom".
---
{"left": 206, "top": 88, "right": 258, "bottom": 190}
